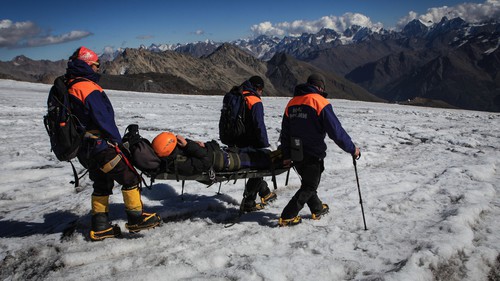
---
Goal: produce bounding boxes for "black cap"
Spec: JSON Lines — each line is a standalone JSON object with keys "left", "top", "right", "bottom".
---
{"left": 307, "top": 74, "right": 325, "bottom": 90}
{"left": 249, "top": 76, "right": 264, "bottom": 90}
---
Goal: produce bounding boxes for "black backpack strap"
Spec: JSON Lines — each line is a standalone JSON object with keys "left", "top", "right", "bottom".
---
{"left": 70, "top": 160, "right": 79, "bottom": 187}
{"left": 239, "top": 87, "right": 247, "bottom": 121}
{"left": 139, "top": 172, "right": 154, "bottom": 190}
{"left": 68, "top": 160, "right": 88, "bottom": 188}
{"left": 66, "top": 77, "right": 88, "bottom": 88}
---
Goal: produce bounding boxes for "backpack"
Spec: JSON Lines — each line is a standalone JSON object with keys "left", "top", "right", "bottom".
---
{"left": 43, "top": 76, "right": 86, "bottom": 162}
{"left": 43, "top": 75, "right": 87, "bottom": 187}
{"left": 219, "top": 86, "right": 246, "bottom": 145}
{"left": 122, "top": 124, "right": 162, "bottom": 180}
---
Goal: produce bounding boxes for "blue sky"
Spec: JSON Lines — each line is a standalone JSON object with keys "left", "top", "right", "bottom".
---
{"left": 1, "top": 0, "right": 498, "bottom": 61}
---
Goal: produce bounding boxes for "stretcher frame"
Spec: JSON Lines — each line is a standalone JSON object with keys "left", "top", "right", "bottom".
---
{"left": 154, "top": 167, "right": 291, "bottom": 196}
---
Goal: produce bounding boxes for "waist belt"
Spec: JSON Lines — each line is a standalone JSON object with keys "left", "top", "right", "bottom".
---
{"left": 85, "top": 130, "right": 102, "bottom": 140}
{"left": 100, "top": 154, "right": 122, "bottom": 173}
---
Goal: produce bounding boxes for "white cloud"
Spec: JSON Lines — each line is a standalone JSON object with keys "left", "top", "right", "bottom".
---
{"left": 25, "top": 30, "right": 92, "bottom": 47}
{"left": 0, "top": 19, "right": 39, "bottom": 47}
{"left": 250, "top": 13, "right": 383, "bottom": 37}
{"left": 251, "top": 21, "right": 286, "bottom": 37}
{"left": 103, "top": 46, "right": 115, "bottom": 53}
{"left": 193, "top": 29, "right": 205, "bottom": 35}
{"left": 0, "top": 19, "right": 92, "bottom": 49}
{"left": 251, "top": 1, "right": 500, "bottom": 37}
{"left": 396, "top": 0, "right": 500, "bottom": 30}
{"left": 396, "top": 11, "right": 420, "bottom": 28}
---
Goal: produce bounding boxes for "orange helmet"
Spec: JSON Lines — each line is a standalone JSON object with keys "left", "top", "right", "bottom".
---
{"left": 152, "top": 132, "right": 177, "bottom": 157}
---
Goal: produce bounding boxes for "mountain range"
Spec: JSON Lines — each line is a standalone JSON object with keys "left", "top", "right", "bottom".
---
{"left": 0, "top": 16, "right": 498, "bottom": 112}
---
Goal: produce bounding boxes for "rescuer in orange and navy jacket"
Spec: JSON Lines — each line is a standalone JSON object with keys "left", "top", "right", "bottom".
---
{"left": 278, "top": 74, "right": 360, "bottom": 227}
{"left": 65, "top": 46, "right": 161, "bottom": 241}
{"left": 235, "top": 78, "right": 270, "bottom": 148}
{"left": 234, "top": 76, "right": 276, "bottom": 212}
{"left": 280, "top": 75, "right": 358, "bottom": 160}
{"left": 66, "top": 50, "right": 121, "bottom": 156}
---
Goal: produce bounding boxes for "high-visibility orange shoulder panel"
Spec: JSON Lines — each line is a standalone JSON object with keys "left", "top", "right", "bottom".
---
{"left": 68, "top": 80, "right": 103, "bottom": 103}
{"left": 243, "top": 92, "right": 262, "bottom": 110}
{"left": 285, "top": 93, "right": 330, "bottom": 116}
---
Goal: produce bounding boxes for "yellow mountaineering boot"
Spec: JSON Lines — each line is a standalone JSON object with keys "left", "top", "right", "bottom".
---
{"left": 122, "top": 187, "right": 161, "bottom": 233}
{"left": 89, "top": 195, "right": 121, "bottom": 241}
{"left": 311, "top": 204, "right": 329, "bottom": 220}
{"left": 260, "top": 191, "right": 277, "bottom": 205}
{"left": 278, "top": 216, "right": 302, "bottom": 227}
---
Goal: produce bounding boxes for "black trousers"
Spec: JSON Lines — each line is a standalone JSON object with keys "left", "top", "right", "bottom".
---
{"left": 88, "top": 147, "right": 140, "bottom": 196}
{"left": 281, "top": 157, "right": 324, "bottom": 219}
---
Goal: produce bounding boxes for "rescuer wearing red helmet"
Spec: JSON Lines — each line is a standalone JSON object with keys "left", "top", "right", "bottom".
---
{"left": 66, "top": 46, "right": 161, "bottom": 241}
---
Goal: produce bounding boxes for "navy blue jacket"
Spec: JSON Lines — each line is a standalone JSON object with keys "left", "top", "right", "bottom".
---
{"left": 164, "top": 139, "right": 212, "bottom": 176}
{"left": 235, "top": 80, "right": 269, "bottom": 148}
{"left": 280, "top": 83, "right": 355, "bottom": 160}
{"left": 66, "top": 59, "right": 121, "bottom": 156}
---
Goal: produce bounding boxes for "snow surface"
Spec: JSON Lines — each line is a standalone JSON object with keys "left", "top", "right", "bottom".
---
{"left": 0, "top": 79, "right": 499, "bottom": 280}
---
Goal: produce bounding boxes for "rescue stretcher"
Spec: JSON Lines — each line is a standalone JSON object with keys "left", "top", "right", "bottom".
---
{"left": 154, "top": 167, "right": 291, "bottom": 195}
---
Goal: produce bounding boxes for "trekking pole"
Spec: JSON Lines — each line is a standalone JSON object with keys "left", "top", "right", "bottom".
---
{"left": 353, "top": 155, "right": 368, "bottom": 231}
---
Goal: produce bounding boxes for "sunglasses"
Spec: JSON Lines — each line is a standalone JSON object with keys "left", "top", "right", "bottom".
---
{"left": 89, "top": 60, "right": 100, "bottom": 68}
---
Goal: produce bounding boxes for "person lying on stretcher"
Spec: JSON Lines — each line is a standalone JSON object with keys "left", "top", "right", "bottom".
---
{"left": 151, "top": 132, "right": 282, "bottom": 177}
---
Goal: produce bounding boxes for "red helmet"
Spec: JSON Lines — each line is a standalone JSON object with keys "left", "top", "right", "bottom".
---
{"left": 152, "top": 132, "right": 177, "bottom": 157}
{"left": 77, "top": 46, "right": 99, "bottom": 66}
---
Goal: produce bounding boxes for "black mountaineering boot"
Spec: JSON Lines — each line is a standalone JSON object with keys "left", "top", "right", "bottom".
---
{"left": 125, "top": 212, "right": 162, "bottom": 233}
{"left": 241, "top": 197, "right": 265, "bottom": 213}
{"left": 241, "top": 202, "right": 265, "bottom": 213}
{"left": 89, "top": 213, "right": 121, "bottom": 241}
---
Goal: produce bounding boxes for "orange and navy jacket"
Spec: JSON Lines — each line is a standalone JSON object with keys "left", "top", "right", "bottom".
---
{"left": 66, "top": 59, "right": 121, "bottom": 155}
{"left": 280, "top": 83, "right": 355, "bottom": 160}
{"left": 235, "top": 80, "right": 269, "bottom": 148}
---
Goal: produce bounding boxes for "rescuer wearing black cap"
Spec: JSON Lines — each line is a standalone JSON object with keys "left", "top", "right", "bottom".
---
{"left": 278, "top": 73, "right": 361, "bottom": 226}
